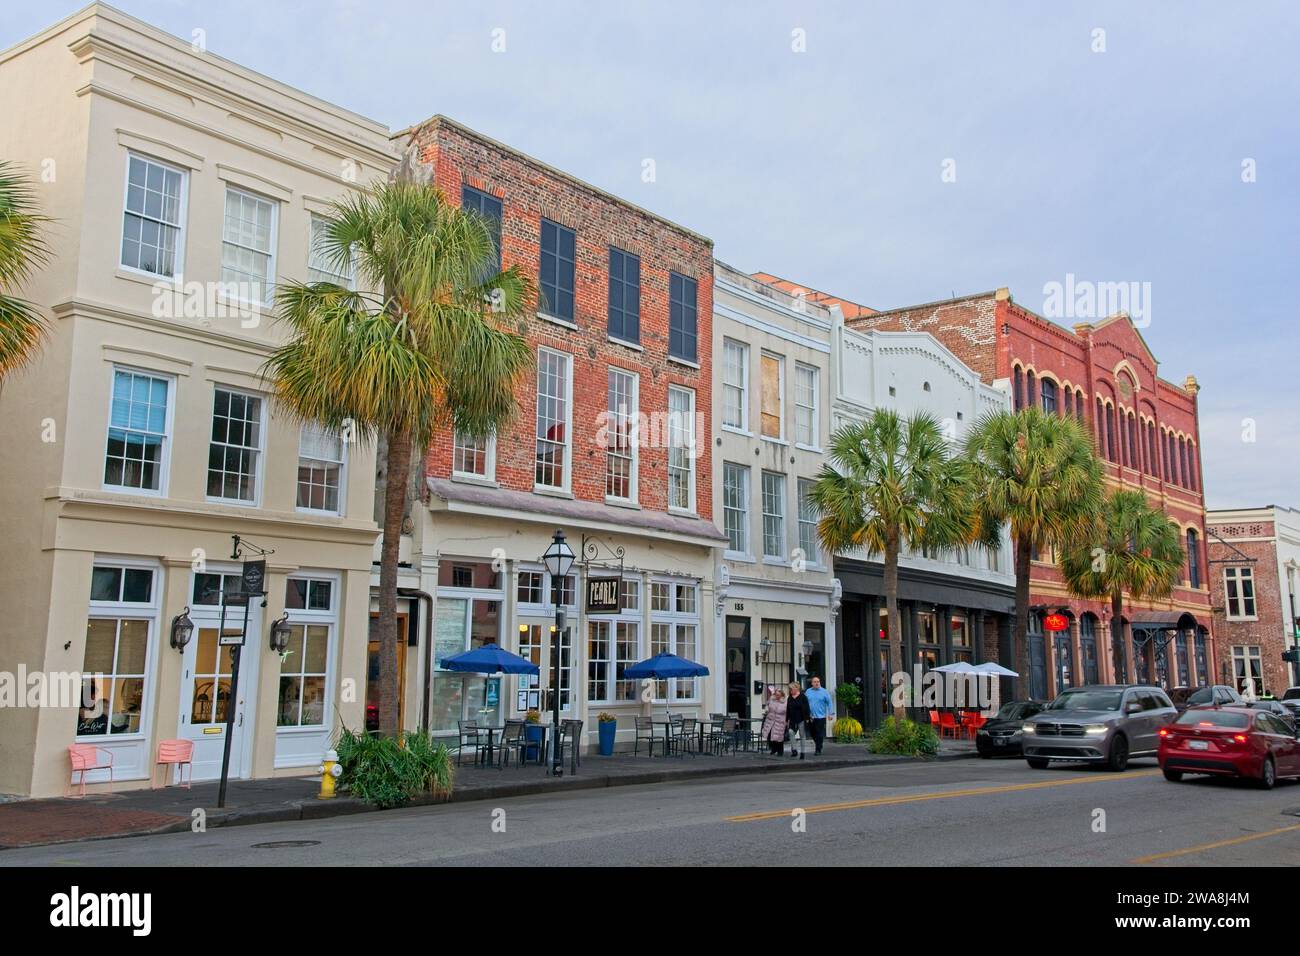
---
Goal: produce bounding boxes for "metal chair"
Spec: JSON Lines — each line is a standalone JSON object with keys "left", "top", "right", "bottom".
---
{"left": 675, "top": 717, "right": 698, "bottom": 757}
{"left": 708, "top": 717, "right": 737, "bottom": 755}
{"left": 497, "top": 720, "right": 528, "bottom": 770}
{"left": 457, "top": 719, "right": 484, "bottom": 766}
{"left": 67, "top": 744, "right": 113, "bottom": 797}
{"left": 634, "top": 716, "right": 659, "bottom": 757}
{"left": 558, "top": 719, "right": 584, "bottom": 774}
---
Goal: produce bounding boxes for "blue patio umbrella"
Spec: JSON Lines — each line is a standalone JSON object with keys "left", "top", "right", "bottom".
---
{"left": 624, "top": 651, "right": 710, "bottom": 679}
{"left": 439, "top": 643, "right": 539, "bottom": 675}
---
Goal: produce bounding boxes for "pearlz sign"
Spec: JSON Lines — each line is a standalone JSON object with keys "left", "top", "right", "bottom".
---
{"left": 585, "top": 577, "right": 622, "bottom": 613}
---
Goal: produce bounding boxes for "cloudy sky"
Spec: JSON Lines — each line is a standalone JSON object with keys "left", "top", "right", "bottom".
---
{"left": 8, "top": 1, "right": 1298, "bottom": 508}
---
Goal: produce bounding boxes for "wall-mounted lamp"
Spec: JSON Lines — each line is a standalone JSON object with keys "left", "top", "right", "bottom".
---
{"left": 169, "top": 607, "right": 195, "bottom": 651}
{"left": 268, "top": 614, "right": 293, "bottom": 654}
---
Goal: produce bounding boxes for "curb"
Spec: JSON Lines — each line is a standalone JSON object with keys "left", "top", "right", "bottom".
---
{"left": 2, "top": 749, "right": 978, "bottom": 849}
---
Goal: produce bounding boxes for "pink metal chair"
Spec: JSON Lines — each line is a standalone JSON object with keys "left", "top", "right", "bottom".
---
{"left": 153, "top": 738, "right": 194, "bottom": 789}
{"left": 66, "top": 744, "right": 113, "bottom": 797}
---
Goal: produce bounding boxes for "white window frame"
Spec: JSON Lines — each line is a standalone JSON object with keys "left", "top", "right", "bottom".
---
{"left": 794, "top": 362, "right": 819, "bottom": 449}
{"left": 667, "top": 385, "right": 696, "bottom": 514}
{"left": 760, "top": 351, "right": 785, "bottom": 442}
{"left": 452, "top": 430, "right": 496, "bottom": 482}
{"left": 220, "top": 185, "right": 280, "bottom": 306}
{"left": 722, "top": 462, "right": 751, "bottom": 557}
{"left": 307, "top": 212, "right": 356, "bottom": 288}
{"left": 1223, "top": 566, "right": 1257, "bottom": 620}
{"left": 277, "top": 573, "right": 339, "bottom": 733}
{"left": 647, "top": 578, "right": 701, "bottom": 704}
{"left": 206, "top": 385, "right": 266, "bottom": 507}
{"left": 119, "top": 152, "right": 188, "bottom": 280}
{"left": 296, "top": 422, "right": 347, "bottom": 515}
{"left": 585, "top": 583, "right": 643, "bottom": 705}
{"left": 762, "top": 470, "right": 787, "bottom": 560}
{"left": 721, "top": 338, "right": 749, "bottom": 433}
{"left": 797, "top": 477, "right": 819, "bottom": 566}
{"left": 605, "top": 366, "right": 639, "bottom": 503}
{"left": 1231, "top": 645, "right": 1263, "bottom": 694}
{"left": 79, "top": 557, "right": 161, "bottom": 744}
{"left": 534, "top": 346, "right": 573, "bottom": 493}
{"left": 102, "top": 364, "right": 175, "bottom": 497}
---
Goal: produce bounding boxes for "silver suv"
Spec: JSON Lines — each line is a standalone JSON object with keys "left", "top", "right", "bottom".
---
{"left": 1021, "top": 685, "right": 1176, "bottom": 771}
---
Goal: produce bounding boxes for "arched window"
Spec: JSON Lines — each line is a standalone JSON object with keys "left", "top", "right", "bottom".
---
{"left": 1026, "top": 371, "right": 1037, "bottom": 409}
{"left": 1095, "top": 398, "right": 1105, "bottom": 450}
{"left": 1187, "top": 442, "right": 1197, "bottom": 491}
{"left": 1013, "top": 367, "right": 1023, "bottom": 410}
{"left": 1187, "top": 529, "right": 1201, "bottom": 589}
{"left": 1105, "top": 405, "right": 1116, "bottom": 461}
{"left": 1075, "top": 390, "right": 1085, "bottom": 423}
{"left": 1127, "top": 412, "right": 1138, "bottom": 468}
{"left": 1178, "top": 436, "right": 1188, "bottom": 487}
{"left": 1041, "top": 378, "right": 1057, "bottom": 414}
{"left": 1063, "top": 387, "right": 1073, "bottom": 418}
{"left": 1167, "top": 432, "right": 1177, "bottom": 483}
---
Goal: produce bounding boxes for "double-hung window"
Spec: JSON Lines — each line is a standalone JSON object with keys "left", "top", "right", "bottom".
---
{"left": 221, "top": 186, "right": 278, "bottom": 304}
{"left": 587, "top": 579, "right": 642, "bottom": 704}
{"left": 794, "top": 363, "right": 818, "bottom": 446}
{"left": 608, "top": 247, "right": 641, "bottom": 343}
{"left": 669, "top": 272, "right": 697, "bottom": 362}
{"left": 1224, "top": 567, "right": 1256, "bottom": 619}
{"left": 667, "top": 385, "right": 695, "bottom": 511}
{"left": 535, "top": 348, "right": 572, "bottom": 490}
{"left": 722, "top": 462, "right": 750, "bottom": 554}
{"left": 453, "top": 430, "right": 494, "bottom": 480}
{"left": 208, "top": 387, "right": 263, "bottom": 504}
{"left": 120, "top": 153, "right": 185, "bottom": 278}
{"left": 80, "top": 563, "right": 157, "bottom": 738}
{"left": 296, "top": 423, "right": 345, "bottom": 513}
{"left": 721, "top": 339, "right": 748, "bottom": 430}
{"left": 648, "top": 580, "right": 700, "bottom": 702}
{"left": 279, "top": 577, "right": 335, "bottom": 728}
{"left": 539, "top": 219, "right": 575, "bottom": 322}
{"left": 797, "top": 477, "right": 819, "bottom": 564}
{"left": 104, "top": 367, "right": 171, "bottom": 493}
{"left": 307, "top": 213, "right": 355, "bottom": 287}
{"left": 606, "top": 367, "right": 638, "bottom": 501}
{"left": 762, "top": 471, "right": 786, "bottom": 558}
{"left": 461, "top": 185, "right": 503, "bottom": 279}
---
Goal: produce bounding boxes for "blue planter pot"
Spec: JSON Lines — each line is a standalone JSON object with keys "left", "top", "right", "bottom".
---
{"left": 598, "top": 720, "right": 617, "bottom": 756}
{"left": 524, "top": 724, "right": 544, "bottom": 762}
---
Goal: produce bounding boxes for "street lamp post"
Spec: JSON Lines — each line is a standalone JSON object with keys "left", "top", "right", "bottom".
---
{"left": 541, "top": 529, "right": 576, "bottom": 776}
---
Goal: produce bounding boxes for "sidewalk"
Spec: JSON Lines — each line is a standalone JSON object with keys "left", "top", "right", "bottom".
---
{"left": 0, "top": 739, "right": 977, "bottom": 850}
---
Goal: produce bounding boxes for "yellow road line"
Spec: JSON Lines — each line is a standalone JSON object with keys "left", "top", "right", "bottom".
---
{"left": 726, "top": 769, "right": 1160, "bottom": 822}
{"left": 1130, "top": 822, "right": 1300, "bottom": 865}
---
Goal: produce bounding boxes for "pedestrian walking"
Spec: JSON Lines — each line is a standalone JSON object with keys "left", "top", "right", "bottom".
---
{"left": 804, "top": 675, "right": 834, "bottom": 756}
{"left": 761, "top": 687, "right": 788, "bottom": 755}
{"left": 786, "top": 681, "right": 810, "bottom": 759}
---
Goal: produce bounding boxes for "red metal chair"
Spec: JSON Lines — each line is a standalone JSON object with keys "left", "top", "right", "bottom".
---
{"left": 67, "top": 744, "right": 113, "bottom": 797}
{"left": 927, "top": 709, "right": 941, "bottom": 729}
{"left": 963, "top": 711, "right": 987, "bottom": 736}
{"left": 937, "top": 711, "right": 959, "bottom": 738}
{"left": 153, "top": 738, "right": 194, "bottom": 789}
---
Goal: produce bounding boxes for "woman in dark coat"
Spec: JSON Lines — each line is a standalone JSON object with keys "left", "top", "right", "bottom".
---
{"left": 785, "top": 682, "right": 811, "bottom": 760}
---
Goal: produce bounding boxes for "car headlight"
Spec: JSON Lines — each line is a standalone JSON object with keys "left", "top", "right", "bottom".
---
{"left": 1021, "top": 722, "right": 1037, "bottom": 734}
{"left": 1085, "top": 724, "right": 1108, "bottom": 735}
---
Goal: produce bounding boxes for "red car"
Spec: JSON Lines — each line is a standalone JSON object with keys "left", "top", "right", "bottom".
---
{"left": 1158, "top": 705, "right": 1300, "bottom": 789}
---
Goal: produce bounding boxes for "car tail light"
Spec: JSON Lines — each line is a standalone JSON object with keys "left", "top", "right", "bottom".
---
{"left": 1233, "top": 734, "right": 1248, "bottom": 744}
{"left": 1158, "top": 728, "right": 1169, "bottom": 737}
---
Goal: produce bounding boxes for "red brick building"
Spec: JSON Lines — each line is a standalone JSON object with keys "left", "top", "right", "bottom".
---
{"left": 758, "top": 279, "right": 1216, "bottom": 700}
{"left": 390, "top": 116, "right": 726, "bottom": 746}
{"left": 1207, "top": 507, "right": 1300, "bottom": 697}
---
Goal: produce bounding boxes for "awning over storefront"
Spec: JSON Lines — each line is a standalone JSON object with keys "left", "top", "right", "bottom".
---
{"left": 1128, "top": 610, "right": 1200, "bottom": 632}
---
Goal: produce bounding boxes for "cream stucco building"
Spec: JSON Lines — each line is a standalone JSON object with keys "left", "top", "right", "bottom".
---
{"left": 0, "top": 5, "right": 396, "bottom": 797}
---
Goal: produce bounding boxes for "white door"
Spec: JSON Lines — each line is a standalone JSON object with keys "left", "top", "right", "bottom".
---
{"left": 179, "top": 616, "right": 260, "bottom": 781}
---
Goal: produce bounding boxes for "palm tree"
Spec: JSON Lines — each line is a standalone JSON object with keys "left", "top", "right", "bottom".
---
{"left": 809, "top": 409, "right": 987, "bottom": 720}
{"left": 1059, "top": 488, "right": 1185, "bottom": 685}
{"left": 963, "top": 407, "right": 1104, "bottom": 697}
{"left": 264, "top": 181, "right": 533, "bottom": 737}
{"left": 0, "top": 161, "right": 50, "bottom": 380}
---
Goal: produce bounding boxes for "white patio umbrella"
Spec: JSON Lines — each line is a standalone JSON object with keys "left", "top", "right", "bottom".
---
{"left": 973, "top": 661, "right": 1019, "bottom": 677}
{"left": 932, "top": 661, "right": 979, "bottom": 673}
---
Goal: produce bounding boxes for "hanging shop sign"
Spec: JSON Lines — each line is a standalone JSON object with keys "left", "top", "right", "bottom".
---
{"left": 1043, "top": 613, "right": 1070, "bottom": 633}
{"left": 585, "top": 576, "right": 622, "bottom": 614}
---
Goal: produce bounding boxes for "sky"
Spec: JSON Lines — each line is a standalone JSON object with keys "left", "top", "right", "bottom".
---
{"left": 5, "top": 0, "right": 1298, "bottom": 509}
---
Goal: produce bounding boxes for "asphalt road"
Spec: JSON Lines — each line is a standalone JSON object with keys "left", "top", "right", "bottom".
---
{"left": 4, "top": 756, "right": 1299, "bottom": 866}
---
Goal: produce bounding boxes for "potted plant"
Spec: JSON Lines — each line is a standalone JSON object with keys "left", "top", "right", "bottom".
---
{"left": 596, "top": 713, "right": 617, "bottom": 755}
{"left": 523, "top": 708, "right": 544, "bottom": 762}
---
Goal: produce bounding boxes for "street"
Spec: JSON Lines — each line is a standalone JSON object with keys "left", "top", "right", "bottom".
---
{"left": 4, "top": 756, "right": 1298, "bottom": 867}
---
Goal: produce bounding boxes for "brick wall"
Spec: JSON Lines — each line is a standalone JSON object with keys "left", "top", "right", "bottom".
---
{"left": 406, "top": 116, "right": 715, "bottom": 519}
{"left": 1208, "top": 522, "right": 1290, "bottom": 694}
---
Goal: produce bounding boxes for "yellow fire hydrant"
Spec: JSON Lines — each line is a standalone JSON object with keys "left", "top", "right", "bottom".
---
{"left": 316, "top": 749, "right": 342, "bottom": 800}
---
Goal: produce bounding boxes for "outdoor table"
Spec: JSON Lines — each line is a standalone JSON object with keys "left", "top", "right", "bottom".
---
{"left": 650, "top": 717, "right": 676, "bottom": 757}
{"left": 473, "top": 725, "right": 503, "bottom": 767}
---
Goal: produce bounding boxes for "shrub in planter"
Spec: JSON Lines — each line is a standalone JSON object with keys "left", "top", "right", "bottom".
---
{"left": 335, "top": 727, "right": 454, "bottom": 808}
{"left": 866, "top": 717, "right": 940, "bottom": 757}
{"left": 832, "top": 716, "right": 864, "bottom": 743}
{"left": 835, "top": 683, "right": 862, "bottom": 713}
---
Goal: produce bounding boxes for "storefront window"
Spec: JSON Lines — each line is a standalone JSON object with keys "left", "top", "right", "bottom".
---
{"left": 79, "top": 563, "right": 156, "bottom": 738}
{"left": 431, "top": 588, "right": 502, "bottom": 733}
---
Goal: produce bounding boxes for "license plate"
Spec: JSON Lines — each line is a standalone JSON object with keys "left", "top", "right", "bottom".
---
{"left": 994, "top": 738, "right": 1006, "bottom": 746}
{"left": 1188, "top": 739, "right": 1209, "bottom": 750}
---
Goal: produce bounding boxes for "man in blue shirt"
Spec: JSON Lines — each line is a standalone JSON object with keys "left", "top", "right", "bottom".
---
{"left": 804, "top": 676, "right": 834, "bottom": 755}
